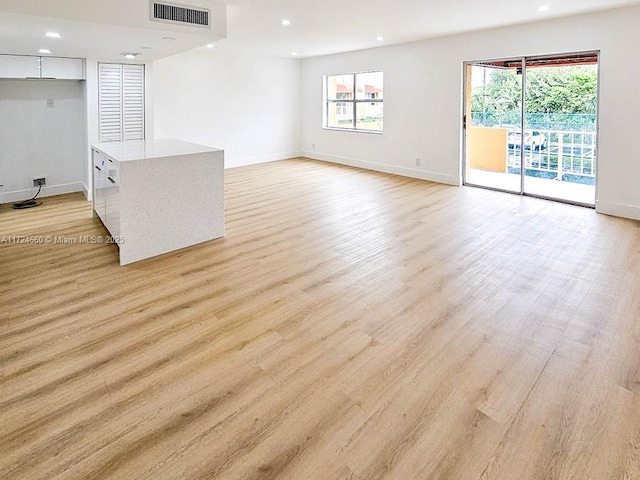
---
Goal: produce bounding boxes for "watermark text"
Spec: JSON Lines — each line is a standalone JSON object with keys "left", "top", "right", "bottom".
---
{"left": 1, "top": 235, "right": 125, "bottom": 245}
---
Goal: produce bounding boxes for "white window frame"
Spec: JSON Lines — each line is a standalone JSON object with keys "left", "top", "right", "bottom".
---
{"left": 323, "top": 71, "right": 384, "bottom": 133}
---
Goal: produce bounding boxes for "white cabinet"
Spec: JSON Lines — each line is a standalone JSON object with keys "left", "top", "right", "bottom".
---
{"left": 0, "top": 54, "right": 85, "bottom": 80}
{"left": 40, "top": 57, "right": 85, "bottom": 80}
{"left": 0, "top": 55, "right": 41, "bottom": 79}
{"left": 93, "top": 151, "right": 108, "bottom": 223}
{"left": 103, "top": 158, "right": 120, "bottom": 238}
{"left": 92, "top": 149, "right": 121, "bottom": 239}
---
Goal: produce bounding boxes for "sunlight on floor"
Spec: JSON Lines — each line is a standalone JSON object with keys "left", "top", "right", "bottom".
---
{"left": 467, "top": 169, "right": 595, "bottom": 205}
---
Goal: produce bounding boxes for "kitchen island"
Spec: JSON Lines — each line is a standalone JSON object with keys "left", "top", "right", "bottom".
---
{"left": 91, "top": 139, "right": 224, "bottom": 265}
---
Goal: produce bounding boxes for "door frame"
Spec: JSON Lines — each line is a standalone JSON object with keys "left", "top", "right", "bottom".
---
{"left": 461, "top": 50, "right": 601, "bottom": 208}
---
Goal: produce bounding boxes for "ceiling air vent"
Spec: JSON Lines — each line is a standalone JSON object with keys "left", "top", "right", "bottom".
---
{"left": 150, "top": 1, "right": 210, "bottom": 28}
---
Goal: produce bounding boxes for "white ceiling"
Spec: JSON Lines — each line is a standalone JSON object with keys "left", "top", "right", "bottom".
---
{"left": 0, "top": 0, "right": 226, "bottom": 61}
{"left": 216, "top": 0, "right": 640, "bottom": 57}
{"left": 1, "top": 0, "right": 639, "bottom": 61}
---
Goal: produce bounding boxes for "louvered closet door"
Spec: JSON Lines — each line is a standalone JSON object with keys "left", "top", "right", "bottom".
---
{"left": 122, "top": 65, "right": 145, "bottom": 141}
{"left": 98, "top": 63, "right": 145, "bottom": 142}
{"left": 98, "top": 64, "right": 123, "bottom": 142}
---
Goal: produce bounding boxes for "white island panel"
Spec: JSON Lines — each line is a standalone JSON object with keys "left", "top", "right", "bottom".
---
{"left": 92, "top": 139, "right": 224, "bottom": 266}
{"left": 119, "top": 153, "right": 224, "bottom": 265}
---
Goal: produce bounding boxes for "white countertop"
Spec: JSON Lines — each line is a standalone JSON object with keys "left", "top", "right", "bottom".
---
{"left": 92, "top": 139, "right": 222, "bottom": 162}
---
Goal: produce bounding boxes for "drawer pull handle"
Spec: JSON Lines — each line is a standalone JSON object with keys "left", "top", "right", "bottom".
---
{"left": 108, "top": 158, "right": 113, "bottom": 163}
{"left": 95, "top": 166, "right": 102, "bottom": 171}
{"left": 108, "top": 177, "right": 116, "bottom": 184}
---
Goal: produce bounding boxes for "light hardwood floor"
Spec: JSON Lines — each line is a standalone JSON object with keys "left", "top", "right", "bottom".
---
{"left": 1, "top": 158, "right": 639, "bottom": 479}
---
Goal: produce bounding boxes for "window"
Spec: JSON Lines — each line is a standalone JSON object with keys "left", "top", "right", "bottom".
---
{"left": 336, "top": 102, "right": 348, "bottom": 116}
{"left": 324, "top": 71, "right": 384, "bottom": 132}
{"left": 334, "top": 92, "right": 350, "bottom": 116}
{"left": 98, "top": 63, "right": 145, "bottom": 142}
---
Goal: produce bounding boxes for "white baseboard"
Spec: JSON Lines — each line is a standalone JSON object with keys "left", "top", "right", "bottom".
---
{"left": 596, "top": 200, "right": 640, "bottom": 221}
{"left": 82, "top": 183, "right": 91, "bottom": 201}
{"left": 0, "top": 182, "right": 85, "bottom": 204}
{"left": 302, "top": 151, "right": 461, "bottom": 186}
{"left": 225, "top": 151, "right": 303, "bottom": 169}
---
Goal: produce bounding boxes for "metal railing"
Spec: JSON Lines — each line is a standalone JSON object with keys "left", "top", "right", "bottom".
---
{"left": 472, "top": 112, "right": 596, "bottom": 132}
{"left": 506, "top": 129, "right": 596, "bottom": 184}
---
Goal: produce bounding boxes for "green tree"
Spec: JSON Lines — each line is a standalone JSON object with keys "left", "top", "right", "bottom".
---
{"left": 472, "top": 65, "right": 597, "bottom": 115}
{"left": 527, "top": 67, "right": 597, "bottom": 114}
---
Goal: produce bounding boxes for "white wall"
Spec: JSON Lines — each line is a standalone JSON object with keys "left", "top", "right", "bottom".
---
{"left": 153, "top": 50, "right": 302, "bottom": 168}
{"left": 0, "top": 79, "right": 85, "bottom": 203}
{"left": 301, "top": 6, "right": 640, "bottom": 221}
{"left": 85, "top": 60, "right": 98, "bottom": 199}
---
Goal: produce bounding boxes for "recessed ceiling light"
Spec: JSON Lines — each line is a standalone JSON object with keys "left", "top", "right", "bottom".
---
{"left": 538, "top": 5, "right": 550, "bottom": 12}
{"left": 281, "top": 19, "right": 291, "bottom": 26}
{"left": 39, "top": 49, "right": 51, "bottom": 54}
{"left": 206, "top": 43, "right": 214, "bottom": 49}
{"left": 291, "top": 52, "right": 298, "bottom": 56}
{"left": 121, "top": 52, "right": 139, "bottom": 59}
{"left": 46, "top": 32, "right": 61, "bottom": 38}
{"left": 141, "top": 46, "right": 152, "bottom": 50}
{"left": 162, "top": 36, "right": 176, "bottom": 41}
{"left": 376, "top": 36, "right": 384, "bottom": 41}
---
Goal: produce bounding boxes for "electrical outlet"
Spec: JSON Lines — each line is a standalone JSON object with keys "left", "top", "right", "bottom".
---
{"left": 415, "top": 158, "right": 421, "bottom": 167}
{"left": 47, "top": 99, "right": 54, "bottom": 108}
{"left": 33, "top": 178, "right": 46, "bottom": 187}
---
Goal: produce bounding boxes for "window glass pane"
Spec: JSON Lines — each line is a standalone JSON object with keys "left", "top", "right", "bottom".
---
{"left": 356, "top": 72, "right": 384, "bottom": 100}
{"left": 327, "top": 74, "right": 354, "bottom": 101}
{"left": 324, "top": 72, "right": 383, "bottom": 131}
{"left": 326, "top": 102, "right": 354, "bottom": 129}
{"left": 356, "top": 102, "right": 383, "bottom": 131}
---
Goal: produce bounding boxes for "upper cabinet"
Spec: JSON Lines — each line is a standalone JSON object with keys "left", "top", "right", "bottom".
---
{"left": 0, "top": 54, "right": 85, "bottom": 80}
{"left": 0, "top": 55, "right": 41, "bottom": 79}
{"left": 40, "top": 57, "right": 85, "bottom": 80}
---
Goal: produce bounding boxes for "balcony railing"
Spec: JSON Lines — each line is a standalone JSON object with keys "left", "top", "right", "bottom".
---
{"left": 506, "top": 129, "right": 596, "bottom": 185}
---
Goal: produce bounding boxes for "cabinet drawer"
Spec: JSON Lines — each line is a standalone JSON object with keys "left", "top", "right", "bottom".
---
{"left": 106, "top": 158, "right": 119, "bottom": 185}
{"left": 105, "top": 189, "right": 120, "bottom": 238}
{"left": 93, "top": 151, "right": 107, "bottom": 169}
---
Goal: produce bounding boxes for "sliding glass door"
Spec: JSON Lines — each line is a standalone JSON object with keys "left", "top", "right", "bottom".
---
{"left": 464, "top": 52, "right": 598, "bottom": 206}
{"left": 464, "top": 61, "right": 523, "bottom": 193}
